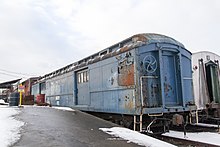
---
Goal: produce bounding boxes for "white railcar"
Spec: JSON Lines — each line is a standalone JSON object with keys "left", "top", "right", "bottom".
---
{"left": 192, "top": 51, "right": 220, "bottom": 117}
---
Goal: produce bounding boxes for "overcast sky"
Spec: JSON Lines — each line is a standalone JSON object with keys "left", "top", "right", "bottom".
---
{"left": 0, "top": 0, "right": 219, "bottom": 82}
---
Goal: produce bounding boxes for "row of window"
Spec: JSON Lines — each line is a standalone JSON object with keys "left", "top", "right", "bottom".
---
{"left": 78, "top": 71, "right": 89, "bottom": 83}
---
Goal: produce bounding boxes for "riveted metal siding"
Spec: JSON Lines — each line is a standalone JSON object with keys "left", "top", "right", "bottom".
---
{"left": 45, "top": 71, "right": 74, "bottom": 107}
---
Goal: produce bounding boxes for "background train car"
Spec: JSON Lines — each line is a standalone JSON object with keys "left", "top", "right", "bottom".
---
{"left": 21, "top": 77, "right": 38, "bottom": 105}
{"left": 192, "top": 51, "right": 220, "bottom": 119}
{"left": 41, "top": 33, "right": 196, "bottom": 132}
{"left": 31, "top": 81, "right": 46, "bottom": 104}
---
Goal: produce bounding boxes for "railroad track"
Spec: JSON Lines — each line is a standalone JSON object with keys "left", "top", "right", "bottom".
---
{"left": 171, "top": 123, "right": 219, "bottom": 133}
{"left": 89, "top": 112, "right": 220, "bottom": 146}
{"left": 144, "top": 124, "right": 220, "bottom": 147}
{"left": 149, "top": 133, "right": 219, "bottom": 147}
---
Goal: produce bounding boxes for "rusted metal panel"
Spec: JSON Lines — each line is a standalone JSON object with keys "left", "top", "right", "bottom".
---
{"left": 118, "top": 64, "right": 134, "bottom": 86}
{"left": 118, "top": 52, "right": 135, "bottom": 86}
{"left": 117, "top": 46, "right": 130, "bottom": 54}
{"left": 141, "top": 76, "right": 161, "bottom": 108}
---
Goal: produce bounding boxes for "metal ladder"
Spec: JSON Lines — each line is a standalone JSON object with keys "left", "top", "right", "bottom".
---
{"left": 133, "top": 114, "right": 143, "bottom": 132}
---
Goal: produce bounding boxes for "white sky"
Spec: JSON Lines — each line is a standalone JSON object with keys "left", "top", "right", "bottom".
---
{"left": 0, "top": 0, "right": 219, "bottom": 81}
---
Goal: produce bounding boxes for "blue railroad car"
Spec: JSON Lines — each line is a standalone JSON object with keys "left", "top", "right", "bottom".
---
{"left": 38, "top": 33, "right": 197, "bottom": 132}
{"left": 46, "top": 71, "right": 74, "bottom": 107}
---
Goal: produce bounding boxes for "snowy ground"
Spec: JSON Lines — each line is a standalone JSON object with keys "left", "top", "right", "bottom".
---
{"left": 51, "top": 106, "right": 75, "bottom": 111}
{"left": 100, "top": 127, "right": 176, "bottom": 147}
{"left": 1, "top": 103, "right": 220, "bottom": 147}
{"left": 163, "top": 130, "right": 220, "bottom": 146}
{"left": 0, "top": 104, "right": 76, "bottom": 147}
{"left": 0, "top": 105, "right": 24, "bottom": 147}
{"left": 100, "top": 126, "right": 220, "bottom": 147}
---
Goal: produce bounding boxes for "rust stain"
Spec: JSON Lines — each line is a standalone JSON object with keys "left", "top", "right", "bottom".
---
{"left": 101, "top": 53, "right": 111, "bottom": 60}
{"left": 141, "top": 78, "right": 161, "bottom": 108}
{"left": 164, "top": 83, "right": 173, "bottom": 96}
{"left": 125, "top": 101, "right": 134, "bottom": 110}
{"left": 124, "top": 95, "right": 134, "bottom": 110}
{"left": 150, "top": 84, "right": 159, "bottom": 98}
{"left": 118, "top": 64, "right": 134, "bottom": 86}
{"left": 132, "top": 34, "right": 147, "bottom": 42}
{"left": 119, "top": 46, "right": 130, "bottom": 53}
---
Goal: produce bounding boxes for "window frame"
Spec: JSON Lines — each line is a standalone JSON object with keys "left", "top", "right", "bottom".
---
{"left": 77, "top": 70, "right": 89, "bottom": 84}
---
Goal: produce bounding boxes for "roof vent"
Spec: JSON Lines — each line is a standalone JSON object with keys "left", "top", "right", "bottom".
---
{"left": 206, "top": 55, "right": 210, "bottom": 61}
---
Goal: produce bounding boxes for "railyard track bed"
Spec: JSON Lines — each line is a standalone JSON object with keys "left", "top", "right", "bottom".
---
{"left": 144, "top": 124, "right": 220, "bottom": 147}
{"left": 147, "top": 133, "right": 219, "bottom": 147}
{"left": 89, "top": 112, "right": 220, "bottom": 146}
{"left": 170, "top": 124, "right": 219, "bottom": 132}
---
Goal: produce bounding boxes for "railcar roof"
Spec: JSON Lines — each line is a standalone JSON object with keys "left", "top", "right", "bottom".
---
{"left": 0, "top": 78, "right": 21, "bottom": 88}
{"left": 140, "top": 33, "right": 184, "bottom": 47}
{"left": 192, "top": 51, "right": 220, "bottom": 57}
{"left": 37, "top": 33, "right": 187, "bottom": 82}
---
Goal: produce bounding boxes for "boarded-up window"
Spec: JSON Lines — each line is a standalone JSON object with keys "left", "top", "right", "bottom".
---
{"left": 78, "top": 70, "right": 89, "bottom": 83}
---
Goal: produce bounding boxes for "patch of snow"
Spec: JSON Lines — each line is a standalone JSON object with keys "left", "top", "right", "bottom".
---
{"left": 99, "top": 127, "right": 176, "bottom": 147}
{"left": 194, "top": 123, "right": 219, "bottom": 128}
{"left": 163, "top": 130, "right": 220, "bottom": 146}
{"left": 52, "top": 106, "right": 75, "bottom": 111}
{"left": 0, "top": 106, "right": 24, "bottom": 147}
{"left": 0, "top": 99, "right": 7, "bottom": 104}
{"left": 22, "top": 105, "right": 75, "bottom": 112}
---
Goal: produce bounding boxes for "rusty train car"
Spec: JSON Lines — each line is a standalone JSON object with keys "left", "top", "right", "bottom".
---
{"left": 32, "top": 33, "right": 197, "bottom": 132}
